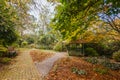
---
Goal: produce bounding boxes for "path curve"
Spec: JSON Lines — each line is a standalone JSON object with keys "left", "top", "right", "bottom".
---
{"left": 35, "top": 52, "right": 68, "bottom": 78}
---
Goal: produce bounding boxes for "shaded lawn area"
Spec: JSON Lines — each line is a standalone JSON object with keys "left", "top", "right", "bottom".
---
{"left": 46, "top": 57, "right": 120, "bottom": 80}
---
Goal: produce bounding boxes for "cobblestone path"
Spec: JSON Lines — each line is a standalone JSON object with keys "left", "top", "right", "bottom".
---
{"left": 0, "top": 50, "right": 41, "bottom": 80}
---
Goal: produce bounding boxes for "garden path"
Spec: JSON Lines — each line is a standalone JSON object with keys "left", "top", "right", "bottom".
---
{"left": 0, "top": 50, "right": 41, "bottom": 80}
{"left": 34, "top": 51, "right": 68, "bottom": 79}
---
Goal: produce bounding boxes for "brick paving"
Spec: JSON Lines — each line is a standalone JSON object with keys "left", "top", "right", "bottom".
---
{"left": 0, "top": 50, "right": 41, "bottom": 80}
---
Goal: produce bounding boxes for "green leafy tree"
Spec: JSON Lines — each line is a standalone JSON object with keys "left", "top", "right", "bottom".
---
{"left": 0, "top": 0, "right": 32, "bottom": 46}
{"left": 49, "top": 0, "right": 120, "bottom": 42}
{"left": 0, "top": 0, "right": 19, "bottom": 46}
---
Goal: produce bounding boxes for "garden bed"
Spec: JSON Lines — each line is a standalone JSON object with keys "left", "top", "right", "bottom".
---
{"left": 46, "top": 57, "right": 120, "bottom": 80}
{"left": 30, "top": 49, "right": 54, "bottom": 62}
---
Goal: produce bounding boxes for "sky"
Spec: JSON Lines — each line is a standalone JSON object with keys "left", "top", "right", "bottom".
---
{"left": 24, "top": 0, "right": 56, "bottom": 34}
{"left": 28, "top": 0, "right": 56, "bottom": 21}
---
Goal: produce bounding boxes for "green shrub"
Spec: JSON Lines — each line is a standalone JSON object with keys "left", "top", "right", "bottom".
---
{"left": 29, "top": 44, "right": 36, "bottom": 48}
{"left": 77, "top": 70, "right": 87, "bottom": 75}
{"left": 84, "top": 41, "right": 120, "bottom": 57}
{"left": 71, "top": 67, "right": 87, "bottom": 75}
{"left": 0, "top": 57, "right": 11, "bottom": 64}
{"left": 83, "top": 57, "right": 120, "bottom": 70}
{"left": 84, "top": 57, "right": 98, "bottom": 64}
{"left": 98, "top": 58, "right": 120, "bottom": 70}
{"left": 71, "top": 67, "right": 79, "bottom": 73}
{"left": 0, "top": 45, "right": 8, "bottom": 57}
{"left": 100, "top": 58, "right": 110, "bottom": 66}
{"left": 85, "top": 48, "right": 98, "bottom": 57}
{"left": 53, "top": 42, "right": 62, "bottom": 51}
{"left": 53, "top": 41, "right": 66, "bottom": 51}
{"left": 105, "top": 63, "right": 120, "bottom": 70}
{"left": 113, "top": 50, "right": 120, "bottom": 62}
{"left": 21, "top": 41, "right": 28, "bottom": 47}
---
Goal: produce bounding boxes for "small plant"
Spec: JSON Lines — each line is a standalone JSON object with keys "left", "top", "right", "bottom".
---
{"left": 71, "top": 67, "right": 87, "bottom": 75}
{"left": 101, "top": 61, "right": 120, "bottom": 70}
{"left": 98, "top": 58, "right": 120, "bottom": 70}
{"left": 21, "top": 41, "right": 28, "bottom": 47}
{"left": 84, "top": 57, "right": 120, "bottom": 70}
{"left": 100, "top": 58, "right": 110, "bottom": 66}
{"left": 108, "top": 63, "right": 120, "bottom": 70}
{"left": 84, "top": 57, "right": 98, "bottom": 64}
{"left": 93, "top": 67, "right": 108, "bottom": 75}
{"left": 71, "top": 67, "right": 78, "bottom": 73}
{"left": 113, "top": 50, "right": 120, "bottom": 62}
{"left": 77, "top": 70, "right": 87, "bottom": 75}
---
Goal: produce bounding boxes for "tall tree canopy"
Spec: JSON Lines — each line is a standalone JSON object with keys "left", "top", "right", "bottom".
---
{"left": 49, "top": 0, "right": 120, "bottom": 42}
{"left": 0, "top": 0, "right": 31, "bottom": 46}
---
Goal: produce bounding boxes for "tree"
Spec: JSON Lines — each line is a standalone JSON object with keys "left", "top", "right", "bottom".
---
{"left": 0, "top": 0, "right": 32, "bottom": 46}
{"left": 9, "top": 0, "right": 33, "bottom": 36}
{"left": 0, "top": 0, "right": 19, "bottom": 46}
{"left": 49, "top": 0, "right": 120, "bottom": 42}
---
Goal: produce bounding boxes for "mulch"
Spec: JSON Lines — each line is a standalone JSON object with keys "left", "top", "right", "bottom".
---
{"left": 30, "top": 49, "right": 54, "bottom": 62}
{"left": 46, "top": 57, "right": 120, "bottom": 80}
